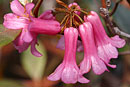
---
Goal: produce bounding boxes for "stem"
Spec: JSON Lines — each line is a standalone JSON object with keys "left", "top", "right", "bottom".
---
{"left": 60, "top": 14, "right": 69, "bottom": 25}
{"left": 60, "top": 16, "right": 70, "bottom": 33}
{"left": 55, "top": 8, "right": 70, "bottom": 13}
{"left": 109, "top": 0, "right": 122, "bottom": 16}
{"left": 56, "top": 0, "right": 69, "bottom": 9}
{"left": 33, "top": 0, "right": 44, "bottom": 17}
{"left": 76, "top": 9, "right": 88, "bottom": 15}
{"left": 101, "top": 0, "right": 106, "bottom": 8}
{"left": 70, "top": 15, "right": 73, "bottom": 27}
{"left": 119, "top": 51, "right": 130, "bottom": 55}
{"left": 114, "top": 27, "right": 130, "bottom": 38}
{"left": 74, "top": 13, "right": 84, "bottom": 24}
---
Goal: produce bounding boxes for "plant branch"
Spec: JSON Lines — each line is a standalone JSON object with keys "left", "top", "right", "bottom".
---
{"left": 33, "top": 0, "right": 44, "bottom": 17}
{"left": 100, "top": 0, "right": 130, "bottom": 38}
{"left": 101, "top": 0, "right": 107, "bottom": 8}
{"left": 114, "top": 27, "right": 130, "bottom": 38}
{"left": 119, "top": 51, "right": 130, "bottom": 55}
{"left": 110, "top": 0, "right": 122, "bottom": 16}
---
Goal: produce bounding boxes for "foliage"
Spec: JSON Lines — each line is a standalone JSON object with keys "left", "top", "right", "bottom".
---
{"left": 0, "top": 24, "right": 21, "bottom": 47}
{"left": 21, "top": 41, "right": 47, "bottom": 80}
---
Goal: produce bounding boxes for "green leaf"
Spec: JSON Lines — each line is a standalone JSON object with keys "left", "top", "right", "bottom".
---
{"left": 21, "top": 41, "right": 47, "bottom": 80}
{"left": 19, "top": 0, "right": 33, "bottom": 6}
{"left": 0, "top": 79, "right": 23, "bottom": 87}
{"left": 0, "top": 25, "right": 21, "bottom": 47}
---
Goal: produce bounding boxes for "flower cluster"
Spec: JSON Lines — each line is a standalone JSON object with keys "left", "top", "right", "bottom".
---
{"left": 48, "top": 3, "right": 126, "bottom": 84}
{"left": 3, "top": 0, "right": 126, "bottom": 84}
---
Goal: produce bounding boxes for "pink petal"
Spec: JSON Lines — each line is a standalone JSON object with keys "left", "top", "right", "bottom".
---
{"left": 13, "top": 30, "right": 25, "bottom": 46}
{"left": 38, "top": 10, "right": 55, "bottom": 20}
{"left": 10, "top": 0, "right": 25, "bottom": 16}
{"left": 13, "top": 30, "right": 31, "bottom": 53}
{"left": 61, "top": 66, "right": 78, "bottom": 84}
{"left": 13, "top": 40, "right": 30, "bottom": 53}
{"left": 3, "top": 13, "right": 29, "bottom": 29}
{"left": 47, "top": 63, "right": 64, "bottom": 81}
{"left": 56, "top": 36, "right": 65, "bottom": 50}
{"left": 78, "top": 75, "right": 90, "bottom": 83}
{"left": 110, "top": 35, "right": 126, "bottom": 48}
{"left": 79, "top": 22, "right": 107, "bottom": 75}
{"left": 80, "top": 58, "right": 91, "bottom": 74}
{"left": 91, "top": 55, "right": 108, "bottom": 75}
{"left": 107, "top": 63, "right": 116, "bottom": 68}
{"left": 97, "top": 43, "right": 118, "bottom": 63}
{"left": 29, "top": 18, "right": 61, "bottom": 35}
{"left": 25, "top": 3, "right": 34, "bottom": 15}
{"left": 77, "top": 40, "right": 84, "bottom": 52}
{"left": 31, "top": 39, "right": 42, "bottom": 57}
{"left": 22, "top": 29, "right": 33, "bottom": 43}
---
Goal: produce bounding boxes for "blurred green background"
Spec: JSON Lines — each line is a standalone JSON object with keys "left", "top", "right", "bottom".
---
{"left": 0, "top": 0, "right": 130, "bottom": 87}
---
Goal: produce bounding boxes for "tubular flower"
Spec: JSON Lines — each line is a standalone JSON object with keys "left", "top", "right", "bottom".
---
{"left": 56, "top": 2, "right": 83, "bottom": 52}
{"left": 85, "top": 11, "right": 126, "bottom": 64}
{"left": 56, "top": 36, "right": 83, "bottom": 52}
{"left": 48, "top": 27, "right": 89, "bottom": 84}
{"left": 79, "top": 22, "right": 108, "bottom": 75}
{"left": 3, "top": 0, "right": 61, "bottom": 57}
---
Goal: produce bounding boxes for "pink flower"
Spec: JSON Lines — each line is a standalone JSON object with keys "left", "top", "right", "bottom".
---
{"left": 84, "top": 11, "right": 126, "bottom": 64}
{"left": 56, "top": 36, "right": 83, "bottom": 52}
{"left": 28, "top": 18, "right": 60, "bottom": 35}
{"left": 3, "top": 0, "right": 61, "bottom": 57}
{"left": 48, "top": 27, "right": 89, "bottom": 84}
{"left": 68, "top": 2, "right": 81, "bottom": 15}
{"left": 79, "top": 22, "right": 108, "bottom": 75}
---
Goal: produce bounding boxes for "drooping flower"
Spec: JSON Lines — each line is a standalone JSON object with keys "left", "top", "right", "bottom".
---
{"left": 3, "top": 0, "right": 61, "bottom": 56}
{"left": 28, "top": 18, "right": 60, "bottom": 35}
{"left": 56, "top": 36, "right": 84, "bottom": 52}
{"left": 56, "top": 2, "right": 83, "bottom": 52}
{"left": 48, "top": 27, "right": 89, "bottom": 84}
{"left": 79, "top": 22, "right": 109, "bottom": 75}
{"left": 84, "top": 11, "right": 126, "bottom": 64}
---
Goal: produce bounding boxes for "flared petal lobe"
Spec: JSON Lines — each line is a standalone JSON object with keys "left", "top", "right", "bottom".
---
{"left": 48, "top": 27, "right": 89, "bottom": 84}
{"left": 38, "top": 10, "right": 55, "bottom": 20}
{"left": 79, "top": 22, "right": 108, "bottom": 75}
{"left": 25, "top": 3, "right": 35, "bottom": 15}
{"left": 29, "top": 18, "right": 61, "bottom": 35}
{"left": 10, "top": 0, "right": 25, "bottom": 16}
{"left": 85, "top": 11, "right": 125, "bottom": 64}
{"left": 3, "top": 13, "right": 29, "bottom": 29}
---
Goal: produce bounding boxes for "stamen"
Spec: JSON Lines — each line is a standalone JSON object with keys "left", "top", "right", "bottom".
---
{"left": 60, "top": 16, "right": 70, "bottom": 33}
{"left": 55, "top": 8, "right": 70, "bottom": 13}
{"left": 76, "top": 9, "right": 88, "bottom": 15}
{"left": 74, "top": 13, "right": 84, "bottom": 24}
{"left": 60, "top": 14, "right": 69, "bottom": 25}
{"left": 56, "top": 0, "right": 70, "bottom": 10}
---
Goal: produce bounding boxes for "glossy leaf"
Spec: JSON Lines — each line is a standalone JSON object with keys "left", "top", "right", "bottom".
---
{"left": 21, "top": 41, "right": 47, "bottom": 80}
{"left": 0, "top": 24, "right": 21, "bottom": 47}
{"left": 19, "top": 0, "right": 33, "bottom": 5}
